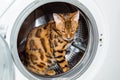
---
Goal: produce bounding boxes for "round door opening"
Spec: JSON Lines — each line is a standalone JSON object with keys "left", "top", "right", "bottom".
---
{"left": 14, "top": 1, "right": 98, "bottom": 80}
{"left": 17, "top": 2, "right": 88, "bottom": 77}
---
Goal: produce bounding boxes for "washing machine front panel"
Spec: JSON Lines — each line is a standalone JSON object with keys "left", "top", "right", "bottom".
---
{"left": 0, "top": 0, "right": 14, "bottom": 17}
{"left": 9, "top": 0, "right": 107, "bottom": 80}
{"left": 0, "top": 0, "right": 110, "bottom": 80}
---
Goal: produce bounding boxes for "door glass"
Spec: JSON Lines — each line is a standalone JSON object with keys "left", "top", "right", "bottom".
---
{"left": 0, "top": 35, "right": 14, "bottom": 80}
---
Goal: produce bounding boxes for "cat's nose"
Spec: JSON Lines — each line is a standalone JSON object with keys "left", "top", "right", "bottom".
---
{"left": 67, "top": 35, "right": 70, "bottom": 39}
{"left": 67, "top": 37, "right": 71, "bottom": 40}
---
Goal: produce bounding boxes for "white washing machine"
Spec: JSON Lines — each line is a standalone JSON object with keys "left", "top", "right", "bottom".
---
{"left": 0, "top": 0, "right": 120, "bottom": 80}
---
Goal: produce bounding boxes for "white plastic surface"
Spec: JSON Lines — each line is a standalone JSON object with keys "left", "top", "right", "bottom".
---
{"left": 0, "top": 35, "right": 14, "bottom": 80}
{"left": 0, "top": 0, "right": 15, "bottom": 18}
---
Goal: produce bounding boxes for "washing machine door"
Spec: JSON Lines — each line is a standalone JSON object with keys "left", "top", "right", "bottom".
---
{"left": 0, "top": 35, "right": 15, "bottom": 80}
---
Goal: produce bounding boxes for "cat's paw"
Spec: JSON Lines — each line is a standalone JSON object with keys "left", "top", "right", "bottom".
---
{"left": 46, "top": 70, "right": 56, "bottom": 76}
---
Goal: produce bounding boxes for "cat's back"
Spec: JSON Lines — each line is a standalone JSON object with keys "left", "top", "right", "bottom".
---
{"left": 27, "top": 21, "right": 54, "bottom": 39}
{"left": 26, "top": 21, "right": 55, "bottom": 49}
{"left": 27, "top": 25, "right": 45, "bottom": 39}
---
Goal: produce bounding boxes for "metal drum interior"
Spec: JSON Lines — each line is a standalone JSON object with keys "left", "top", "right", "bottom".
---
{"left": 16, "top": 2, "right": 98, "bottom": 80}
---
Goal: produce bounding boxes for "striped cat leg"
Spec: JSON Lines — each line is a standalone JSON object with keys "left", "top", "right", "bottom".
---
{"left": 44, "top": 53, "right": 56, "bottom": 76}
{"left": 54, "top": 51, "right": 70, "bottom": 73}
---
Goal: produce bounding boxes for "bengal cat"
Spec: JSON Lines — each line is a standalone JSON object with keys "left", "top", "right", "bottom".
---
{"left": 25, "top": 11, "right": 79, "bottom": 76}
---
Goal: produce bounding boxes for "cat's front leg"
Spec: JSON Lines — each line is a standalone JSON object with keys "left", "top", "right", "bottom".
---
{"left": 54, "top": 51, "right": 70, "bottom": 72}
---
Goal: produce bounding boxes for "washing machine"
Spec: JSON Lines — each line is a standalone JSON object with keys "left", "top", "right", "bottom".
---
{"left": 0, "top": 0, "right": 120, "bottom": 80}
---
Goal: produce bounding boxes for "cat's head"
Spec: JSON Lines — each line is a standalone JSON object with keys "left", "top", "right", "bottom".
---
{"left": 53, "top": 11, "right": 79, "bottom": 42}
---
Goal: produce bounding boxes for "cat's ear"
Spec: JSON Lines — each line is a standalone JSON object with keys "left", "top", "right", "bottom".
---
{"left": 71, "top": 11, "right": 80, "bottom": 22}
{"left": 53, "top": 13, "right": 63, "bottom": 23}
